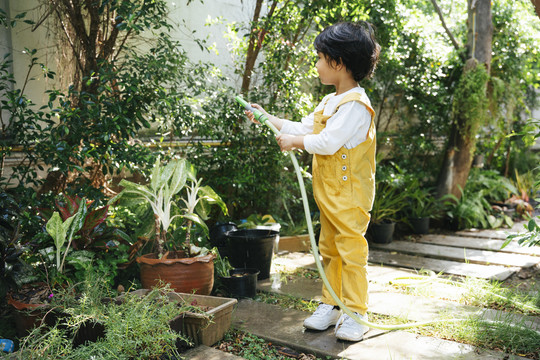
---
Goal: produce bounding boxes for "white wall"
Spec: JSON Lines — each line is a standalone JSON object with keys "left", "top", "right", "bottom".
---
{"left": 7, "top": 0, "right": 58, "bottom": 106}
{"left": 3, "top": 0, "right": 258, "bottom": 108}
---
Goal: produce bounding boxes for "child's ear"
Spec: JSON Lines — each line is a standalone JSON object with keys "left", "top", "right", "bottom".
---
{"left": 332, "top": 58, "right": 344, "bottom": 70}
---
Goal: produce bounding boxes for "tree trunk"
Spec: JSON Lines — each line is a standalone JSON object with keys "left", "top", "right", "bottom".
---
{"left": 241, "top": 0, "right": 278, "bottom": 94}
{"left": 531, "top": 0, "right": 540, "bottom": 18}
{"left": 436, "top": 0, "right": 492, "bottom": 199}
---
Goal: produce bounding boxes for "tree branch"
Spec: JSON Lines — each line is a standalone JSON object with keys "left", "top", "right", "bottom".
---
{"left": 429, "top": 0, "right": 460, "bottom": 50}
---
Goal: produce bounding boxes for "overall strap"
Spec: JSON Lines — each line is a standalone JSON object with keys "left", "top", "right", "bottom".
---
{"left": 335, "top": 92, "right": 375, "bottom": 118}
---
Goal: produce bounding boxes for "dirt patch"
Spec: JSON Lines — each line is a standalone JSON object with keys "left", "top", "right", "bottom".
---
{"left": 502, "top": 263, "right": 540, "bottom": 296}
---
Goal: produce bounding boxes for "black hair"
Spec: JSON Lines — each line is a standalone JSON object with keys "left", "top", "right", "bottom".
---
{"left": 314, "top": 21, "right": 381, "bottom": 82}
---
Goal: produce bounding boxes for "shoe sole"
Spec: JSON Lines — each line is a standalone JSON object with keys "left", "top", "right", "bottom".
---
{"left": 335, "top": 328, "right": 368, "bottom": 341}
{"left": 336, "top": 334, "right": 364, "bottom": 341}
{"left": 303, "top": 323, "right": 335, "bottom": 331}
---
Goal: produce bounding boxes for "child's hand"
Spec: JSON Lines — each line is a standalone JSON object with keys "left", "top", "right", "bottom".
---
{"left": 244, "top": 104, "right": 269, "bottom": 124}
{"left": 276, "top": 134, "right": 296, "bottom": 151}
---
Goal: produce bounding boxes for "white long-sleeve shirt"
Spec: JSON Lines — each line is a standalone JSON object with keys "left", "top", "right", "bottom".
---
{"left": 280, "top": 87, "right": 372, "bottom": 155}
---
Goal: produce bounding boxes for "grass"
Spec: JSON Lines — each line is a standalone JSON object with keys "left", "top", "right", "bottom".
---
{"left": 254, "top": 291, "right": 319, "bottom": 312}
{"left": 416, "top": 314, "right": 540, "bottom": 359}
{"left": 385, "top": 272, "right": 540, "bottom": 315}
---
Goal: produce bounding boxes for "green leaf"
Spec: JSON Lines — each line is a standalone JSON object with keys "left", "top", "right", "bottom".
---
{"left": 46, "top": 212, "right": 67, "bottom": 249}
{"left": 168, "top": 159, "right": 188, "bottom": 197}
{"left": 183, "top": 212, "right": 209, "bottom": 236}
{"left": 527, "top": 218, "right": 538, "bottom": 232}
{"left": 150, "top": 157, "right": 161, "bottom": 191}
{"left": 198, "top": 185, "right": 228, "bottom": 216}
{"left": 157, "top": 160, "right": 178, "bottom": 191}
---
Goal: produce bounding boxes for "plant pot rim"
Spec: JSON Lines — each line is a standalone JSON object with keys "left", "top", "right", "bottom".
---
{"left": 136, "top": 251, "right": 215, "bottom": 265}
{"left": 371, "top": 219, "right": 395, "bottom": 225}
{"left": 226, "top": 229, "right": 279, "bottom": 237}
{"left": 7, "top": 292, "right": 50, "bottom": 311}
{"left": 219, "top": 268, "right": 260, "bottom": 279}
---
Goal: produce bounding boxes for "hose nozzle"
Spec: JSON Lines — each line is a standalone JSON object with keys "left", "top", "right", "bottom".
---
{"left": 235, "top": 95, "right": 269, "bottom": 124}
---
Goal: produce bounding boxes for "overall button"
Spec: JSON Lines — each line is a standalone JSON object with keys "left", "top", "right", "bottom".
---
{"left": 341, "top": 154, "right": 347, "bottom": 159}
{"left": 342, "top": 165, "right": 347, "bottom": 171}
{"left": 342, "top": 175, "right": 348, "bottom": 181}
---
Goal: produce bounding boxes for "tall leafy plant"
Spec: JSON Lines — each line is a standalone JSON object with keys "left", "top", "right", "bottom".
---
{"left": 109, "top": 158, "right": 227, "bottom": 258}
{"left": 45, "top": 199, "right": 87, "bottom": 274}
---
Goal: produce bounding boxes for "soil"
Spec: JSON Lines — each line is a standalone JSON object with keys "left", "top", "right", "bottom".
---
{"left": 8, "top": 283, "right": 52, "bottom": 306}
{"left": 501, "top": 263, "right": 540, "bottom": 295}
{"left": 214, "top": 330, "right": 317, "bottom": 359}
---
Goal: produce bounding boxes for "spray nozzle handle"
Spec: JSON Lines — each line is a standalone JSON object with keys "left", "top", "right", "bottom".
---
{"left": 235, "top": 95, "right": 269, "bottom": 124}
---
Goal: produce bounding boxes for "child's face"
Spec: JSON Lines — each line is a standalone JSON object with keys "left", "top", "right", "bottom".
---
{"left": 315, "top": 52, "right": 340, "bottom": 86}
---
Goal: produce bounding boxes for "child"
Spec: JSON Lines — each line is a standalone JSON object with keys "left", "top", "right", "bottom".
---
{"left": 245, "top": 21, "right": 380, "bottom": 342}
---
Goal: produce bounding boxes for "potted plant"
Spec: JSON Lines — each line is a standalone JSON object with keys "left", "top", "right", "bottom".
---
{"left": 8, "top": 193, "right": 129, "bottom": 335}
{"left": 402, "top": 179, "right": 440, "bottom": 234}
{"left": 109, "top": 157, "right": 227, "bottom": 295}
{"left": 214, "top": 252, "right": 259, "bottom": 299}
{"left": 369, "top": 181, "right": 406, "bottom": 244}
{"left": 1, "top": 192, "right": 37, "bottom": 298}
{"left": 1, "top": 192, "right": 50, "bottom": 337}
{"left": 222, "top": 214, "right": 279, "bottom": 280}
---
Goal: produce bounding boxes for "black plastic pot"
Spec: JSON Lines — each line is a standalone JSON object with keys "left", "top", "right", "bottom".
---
{"left": 369, "top": 221, "right": 395, "bottom": 244}
{"left": 409, "top": 217, "right": 430, "bottom": 234}
{"left": 222, "top": 229, "right": 278, "bottom": 280}
{"left": 209, "top": 222, "right": 238, "bottom": 247}
{"left": 219, "top": 268, "right": 260, "bottom": 298}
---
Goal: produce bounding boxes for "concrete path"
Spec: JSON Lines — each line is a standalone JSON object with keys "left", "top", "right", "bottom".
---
{"left": 232, "top": 299, "right": 531, "bottom": 360}
{"left": 182, "top": 223, "right": 539, "bottom": 359}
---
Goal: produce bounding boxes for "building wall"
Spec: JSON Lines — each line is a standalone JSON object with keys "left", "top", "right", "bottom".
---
{"left": 2, "top": 0, "right": 257, "bottom": 108}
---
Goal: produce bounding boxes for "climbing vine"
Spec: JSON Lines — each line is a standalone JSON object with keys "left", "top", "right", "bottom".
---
{"left": 452, "top": 61, "right": 490, "bottom": 142}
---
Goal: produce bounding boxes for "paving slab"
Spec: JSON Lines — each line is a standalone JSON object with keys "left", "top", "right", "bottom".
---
{"left": 232, "top": 299, "right": 531, "bottom": 360}
{"left": 371, "top": 240, "right": 539, "bottom": 267}
{"left": 369, "top": 249, "right": 518, "bottom": 280}
{"left": 418, "top": 234, "right": 540, "bottom": 256}
{"left": 273, "top": 245, "right": 522, "bottom": 280}
{"left": 272, "top": 251, "right": 423, "bottom": 280}
{"left": 455, "top": 223, "right": 530, "bottom": 240}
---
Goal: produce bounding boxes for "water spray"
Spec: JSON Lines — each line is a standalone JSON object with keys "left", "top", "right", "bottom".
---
{"left": 234, "top": 95, "right": 540, "bottom": 334}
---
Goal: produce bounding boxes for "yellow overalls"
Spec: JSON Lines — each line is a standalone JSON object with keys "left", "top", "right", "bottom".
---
{"left": 312, "top": 91, "right": 376, "bottom": 315}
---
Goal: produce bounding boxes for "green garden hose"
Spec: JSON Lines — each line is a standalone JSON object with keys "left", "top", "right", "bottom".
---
{"left": 234, "top": 96, "right": 538, "bottom": 333}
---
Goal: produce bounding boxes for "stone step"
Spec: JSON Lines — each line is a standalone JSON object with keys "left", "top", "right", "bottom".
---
{"left": 418, "top": 234, "right": 540, "bottom": 256}
{"left": 232, "top": 299, "right": 531, "bottom": 360}
{"left": 371, "top": 240, "right": 539, "bottom": 267}
{"left": 272, "top": 249, "right": 518, "bottom": 281}
{"left": 369, "top": 249, "right": 518, "bottom": 280}
{"left": 454, "top": 221, "right": 532, "bottom": 240}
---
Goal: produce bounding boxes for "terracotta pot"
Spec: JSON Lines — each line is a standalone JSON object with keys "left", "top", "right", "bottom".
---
{"left": 7, "top": 287, "right": 52, "bottom": 337}
{"left": 137, "top": 251, "right": 215, "bottom": 295}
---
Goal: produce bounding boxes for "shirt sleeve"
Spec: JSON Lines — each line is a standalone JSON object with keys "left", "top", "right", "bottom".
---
{"left": 303, "top": 101, "right": 371, "bottom": 155}
{"left": 280, "top": 112, "right": 314, "bottom": 136}
{"left": 280, "top": 94, "right": 331, "bottom": 136}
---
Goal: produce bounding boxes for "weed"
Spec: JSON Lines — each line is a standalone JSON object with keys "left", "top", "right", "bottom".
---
{"left": 255, "top": 291, "right": 318, "bottom": 312}
{"left": 216, "top": 329, "right": 320, "bottom": 359}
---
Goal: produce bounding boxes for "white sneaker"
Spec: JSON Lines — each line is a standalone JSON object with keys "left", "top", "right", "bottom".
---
{"left": 335, "top": 312, "right": 369, "bottom": 341}
{"left": 303, "top": 303, "right": 341, "bottom": 330}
